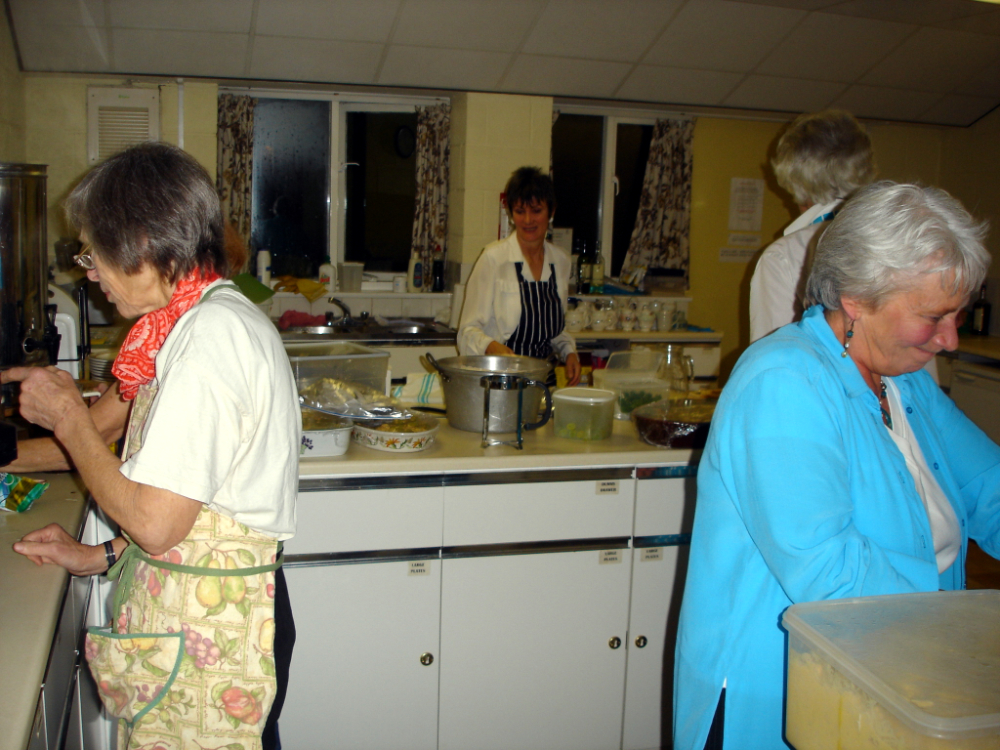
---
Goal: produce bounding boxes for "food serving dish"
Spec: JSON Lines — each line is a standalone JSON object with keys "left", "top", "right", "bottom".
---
{"left": 782, "top": 590, "right": 1000, "bottom": 750}
{"left": 553, "top": 387, "right": 615, "bottom": 440}
{"left": 300, "top": 410, "right": 353, "bottom": 457}
{"left": 351, "top": 413, "right": 439, "bottom": 452}
{"left": 631, "top": 399, "right": 714, "bottom": 448}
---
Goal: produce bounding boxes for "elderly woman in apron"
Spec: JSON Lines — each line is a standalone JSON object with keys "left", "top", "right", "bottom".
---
{"left": 458, "top": 166, "right": 582, "bottom": 386}
{"left": 7, "top": 143, "right": 301, "bottom": 750}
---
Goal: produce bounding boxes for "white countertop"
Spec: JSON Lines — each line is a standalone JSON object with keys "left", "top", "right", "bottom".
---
{"left": 299, "top": 413, "right": 697, "bottom": 480}
{"left": 0, "top": 472, "right": 87, "bottom": 750}
{"left": 571, "top": 330, "right": 723, "bottom": 343}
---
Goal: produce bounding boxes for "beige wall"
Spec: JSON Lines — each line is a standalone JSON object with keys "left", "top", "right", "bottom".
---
{"left": 0, "top": 9, "right": 26, "bottom": 161}
{"left": 22, "top": 76, "right": 217, "bottom": 252}
{"left": 448, "top": 92, "right": 552, "bottom": 270}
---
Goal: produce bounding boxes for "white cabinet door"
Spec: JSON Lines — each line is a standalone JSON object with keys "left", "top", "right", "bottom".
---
{"left": 439, "top": 548, "right": 632, "bottom": 750}
{"left": 622, "top": 474, "right": 696, "bottom": 750}
{"left": 281, "top": 560, "right": 441, "bottom": 750}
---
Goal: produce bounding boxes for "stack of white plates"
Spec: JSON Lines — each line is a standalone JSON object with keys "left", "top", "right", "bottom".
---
{"left": 88, "top": 349, "right": 117, "bottom": 381}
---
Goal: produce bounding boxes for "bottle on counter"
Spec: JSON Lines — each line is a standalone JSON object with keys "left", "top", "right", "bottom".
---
{"left": 431, "top": 244, "right": 445, "bottom": 293}
{"left": 575, "top": 237, "right": 592, "bottom": 295}
{"left": 589, "top": 241, "right": 605, "bottom": 294}
{"left": 256, "top": 249, "right": 271, "bottom": 288}
{"left": 318, "top": 258, "right": 336, "bottom": 293}
{"left": 407, "top": 253, "right": 423, "bottom": 293}
{"left": 971, "top": 283, "right": 991, "bottom": 335}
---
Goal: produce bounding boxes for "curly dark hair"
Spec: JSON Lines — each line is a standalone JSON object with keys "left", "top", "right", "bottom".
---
{"left": 505, "top": 166, "right": 557, "bottom": 217}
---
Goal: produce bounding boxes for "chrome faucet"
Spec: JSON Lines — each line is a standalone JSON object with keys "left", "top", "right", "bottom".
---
{"left": 326, "top": 297, "right": 352, "bottom": 325}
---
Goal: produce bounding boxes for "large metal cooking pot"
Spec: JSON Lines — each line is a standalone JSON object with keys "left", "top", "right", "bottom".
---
{"left": 427, "top": 353, "right": 552, "bottom": 434}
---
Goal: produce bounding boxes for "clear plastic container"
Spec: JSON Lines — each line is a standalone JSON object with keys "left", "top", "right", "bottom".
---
{"left": 782, "top": 590, "right": 1000, "bottom": 750}
{"left": 553, "top": 387, "right": 615, "bottom": 440}
{"left": 285, "top": 341, "right": 389, "bottom": 396}
{"left": 592, "top": 369, "right": 670, "bottom": 419}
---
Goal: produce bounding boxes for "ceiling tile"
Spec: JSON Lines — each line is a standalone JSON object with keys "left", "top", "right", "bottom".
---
{"left": 957, "top": 59, "right": 1000, "bottom": 98}
{"left": 645, "top": 0, "right": 805, "bottom": 72}
{"left": 250, "top": 36, "right": 383, "bottom": 84}
{"left": 862, "top": 27, "right": 1000, "bottom": 93}
{"left": 933, "top": 6, "right": 1000, "bottom": 35}
{"left": 831, "top": 84, "right": 943, "bottom": 121}
{"left": 725, "top": 0, "right": 839, "bottom": 9}
{"left": 255, "top": 0, "right": 401, "bottom": 42}
{"left": 108, "top": 0, "right": 254, "bottom": 33}
{"left": 112, "top": 29, "right": 248, "bottom": 78}
{"left": 522, "top": 0, "right": 683, "bottom": 62}
{"left": 502, "top": 55, "right": 632, "bottom": 98}
{"left": 723, "top": 74, "right": 845, "bottom": 112}
{"left": 616, "top": 65, "right": 745, "bottom": 106}
{"left": 756, "top": 12, "right": 915, "bottom": 83}
{"left": 393, "top": 0, "right": 545, "bottom": 51}
{"left": 9, "top": 0, "right": 106, "bottom": 28}
{"left": 16, "top": 25, "right": 112, "bottom": 72}
{"left": 379, "top": 46, "right": 510, "bottom": 90}
{"left": 823, "top": 0, "right": 992, "bottom": 26}
{"left": 916, "top": 94, "right": 998, "bottom": 126}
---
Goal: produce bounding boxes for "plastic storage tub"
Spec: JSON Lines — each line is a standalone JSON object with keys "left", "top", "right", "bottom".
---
{"left": 782, "top": 590, "right": 1000, "bottom": 750}
{"left": 592, "top": 370, "right": 670, "bottom": 419}
{"left": 553, "top": 387, "right": 615, "bottom": 440}
{"left": 285, "top": 341, "right": 389, "bottom": 396}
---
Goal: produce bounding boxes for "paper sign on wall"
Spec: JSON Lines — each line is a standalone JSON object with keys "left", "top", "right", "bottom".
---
{"left": 719, "top": 247, "right": 759, "bottom": 263}
{"left": 728, "top": 178, "right": 764, "bottom": 232}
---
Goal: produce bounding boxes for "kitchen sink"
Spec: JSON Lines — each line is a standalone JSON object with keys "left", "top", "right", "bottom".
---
{"left": 280, "top": 316, "right": 456, "bottom": 344}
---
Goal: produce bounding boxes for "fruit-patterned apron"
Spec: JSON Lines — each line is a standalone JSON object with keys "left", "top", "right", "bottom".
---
{"left": 85, "top": 284, "right": 283, "bottom": 750}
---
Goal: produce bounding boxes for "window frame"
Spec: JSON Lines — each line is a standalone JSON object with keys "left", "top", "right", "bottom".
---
{"left": 221, "top": 87, "right": 447, "bottom": 270}
{"left": 554, "top": 103, "right": 691, "bottom": 280}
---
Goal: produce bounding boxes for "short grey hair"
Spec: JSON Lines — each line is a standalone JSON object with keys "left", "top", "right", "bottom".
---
{"left": 806, "top": 181, "right": 990, "bottom": 311}
{"left": 772, "top": 110, "right": 876, "bottom": 207}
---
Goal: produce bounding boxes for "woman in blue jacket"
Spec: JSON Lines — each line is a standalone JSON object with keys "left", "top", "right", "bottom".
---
{"left": 674, "top": 181, "right": 1000, "bottom": 750}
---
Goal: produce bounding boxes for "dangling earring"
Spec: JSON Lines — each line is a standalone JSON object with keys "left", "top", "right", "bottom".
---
{"left": 841, "top": 318, "right": 856, "bottom": 358}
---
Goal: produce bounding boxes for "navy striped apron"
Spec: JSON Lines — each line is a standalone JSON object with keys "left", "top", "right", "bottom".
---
{"left": 505, "top": 261, "right": 564, "bottom": 361}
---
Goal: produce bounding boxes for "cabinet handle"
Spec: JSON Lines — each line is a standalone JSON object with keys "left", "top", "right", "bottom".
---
{"left": 420, "top": 652, "right": 434, "bottom": 666}
{"left": 635, "top": 635, "right": 647, "bottom": 648}
{"left": 608, "top": 637, "right": 622, "bottom": 650}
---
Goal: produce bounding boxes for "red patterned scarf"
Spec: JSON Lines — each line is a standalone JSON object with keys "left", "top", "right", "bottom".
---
{"left": 112, "top": 270, "right": 222, "bottom": 400}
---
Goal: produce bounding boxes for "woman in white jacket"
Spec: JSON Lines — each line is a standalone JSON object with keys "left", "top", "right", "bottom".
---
{"left": 458, "top": 167, "right": 581, "bottom": 385}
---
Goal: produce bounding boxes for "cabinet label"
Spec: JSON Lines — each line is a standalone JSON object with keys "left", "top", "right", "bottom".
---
{"left": 408, "top": 561, "right": 431, "bottom": 576}
{"left": 599, "top": 549, "right": 622, "bottom": 565}
{"left": 596, "top": 480, "right": 619, "bottom": 495}
{"left": 641, "top": 547, "right": 663, "bottom": 562}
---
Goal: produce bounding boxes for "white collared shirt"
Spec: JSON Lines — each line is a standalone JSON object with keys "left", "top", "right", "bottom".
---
{"left": 456, "top": 233, "right": 576, "bottom": 359}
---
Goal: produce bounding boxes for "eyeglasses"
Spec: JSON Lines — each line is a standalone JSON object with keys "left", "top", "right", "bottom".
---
{"left": 73, "top": 244, "right": 95, "bottom": 270}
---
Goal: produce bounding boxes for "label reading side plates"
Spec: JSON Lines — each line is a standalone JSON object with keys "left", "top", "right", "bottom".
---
{"left": 409, "top": 561, "right": 430, "bottom": 576}
{"left": 641, "top": 548, "right": 663, "bottom": 562}
{"left": 596, "top": 480, "right": 619, "bottom": 495}
{"left": 600, "top": 549, "right": 622, "bottom": 565}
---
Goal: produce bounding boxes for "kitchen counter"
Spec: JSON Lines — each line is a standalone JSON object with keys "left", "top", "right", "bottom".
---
{"left": 956, "top": 334, "right": 1000, "bottom": 362}
{"left": 0, "top": 472, "right": 88, "bottom": 750}
{"left": 299, "top": 412, "right": 696, "bottom": 482}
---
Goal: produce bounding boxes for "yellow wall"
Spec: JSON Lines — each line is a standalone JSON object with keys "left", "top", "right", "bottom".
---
{"left": 448, "top": 92, "right": 552, "bottom": 267}
{"left": 22, "top": 76, "right": 217, "bottom": 251}
{"left": 0, "top": 9, "right": 26, "bottom": 161}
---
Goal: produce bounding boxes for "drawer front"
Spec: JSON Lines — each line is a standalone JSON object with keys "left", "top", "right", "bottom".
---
{"left": 634, "top": 476, "right": 695, "bottom": 537}
{"left": 443, "top": 476, "right": 635, "bottom": 546}
{"left": 288, "top": 487, "right": 444, "bottom": 555}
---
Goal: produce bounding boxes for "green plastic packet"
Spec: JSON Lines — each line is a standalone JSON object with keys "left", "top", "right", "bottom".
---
{"left": 0, "top": 472, "right": 49, "bottom": 512}
{"left": 231, "top": 273, "right": 276, "bottom": 304}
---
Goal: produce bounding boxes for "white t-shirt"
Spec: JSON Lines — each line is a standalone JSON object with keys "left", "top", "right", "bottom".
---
{"left": 884, "top": 378, "right": 961, "bottom": 573}
{"left": 119, "top": 282, "right": 301, "bottom": 540}
{"left": 456, "top": 233, "right": 576, "bottom": 359}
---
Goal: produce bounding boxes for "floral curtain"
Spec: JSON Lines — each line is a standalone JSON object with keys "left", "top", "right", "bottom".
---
{"left": 410, "top": 102, "right": 450, "bottom": 288}
{"left": 216, "top": 94, "right": 256, "bottom": 274}
{"left": 620, "top": 118, "right": 695, "bottom": 279}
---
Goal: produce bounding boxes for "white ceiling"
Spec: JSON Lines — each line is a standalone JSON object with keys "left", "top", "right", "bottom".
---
{"left": 7, "top": 0, "right": 1000, "bottom": 126}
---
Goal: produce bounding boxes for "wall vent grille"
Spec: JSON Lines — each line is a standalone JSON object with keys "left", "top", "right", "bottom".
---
{"left": 87, "top": 88, "right": 160, "bottom": 164}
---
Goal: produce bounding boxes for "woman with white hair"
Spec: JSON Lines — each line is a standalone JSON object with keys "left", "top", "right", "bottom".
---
{"left": 750, "top": 109, "right": 875, "bottom": 342}
{"left": 674, "top": 182, "right": 1000, "bottom": 750}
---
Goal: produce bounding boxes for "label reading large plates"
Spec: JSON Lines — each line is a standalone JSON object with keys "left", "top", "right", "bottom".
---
{"left": 409, "top": 561, "right": 430, "bottom": 576}
{"left": 641, "top": 548, "right": 663, "bottom": 562}
{"left": 597, "top": 480, "right": 619, "bottom": 495}
{"left": 600, "top": 549, "right": 622, "bottom": 565}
